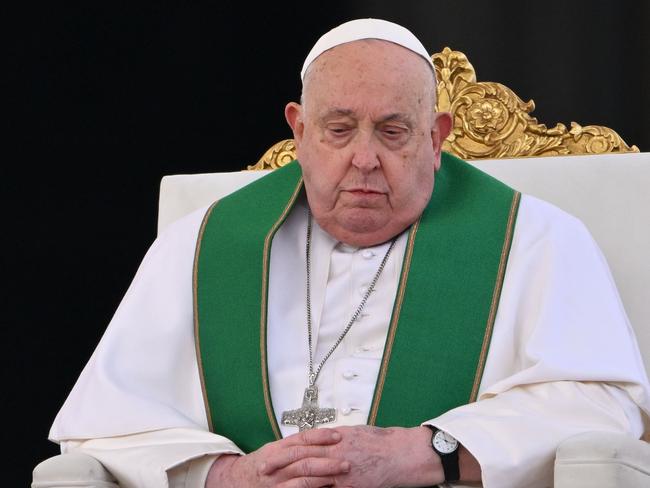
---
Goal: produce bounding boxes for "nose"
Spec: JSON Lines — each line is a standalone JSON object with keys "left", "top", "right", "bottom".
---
{"left": 350, "top": 133, "right": 380, "bottom": 173}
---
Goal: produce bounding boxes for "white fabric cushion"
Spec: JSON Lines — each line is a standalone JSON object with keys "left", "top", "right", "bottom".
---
{"left": 158, "top": 170, "right": 269, "bottom": 234}
{"left": 554, "top": 431, "right": 650, "bottom": 487}
{"left": 32, "top": 453, "right": 118, "bottom": 487}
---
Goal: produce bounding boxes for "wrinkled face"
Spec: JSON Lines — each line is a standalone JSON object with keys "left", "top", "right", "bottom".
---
{"left": 286, "top": 40, "right": 451, "bottom": 247}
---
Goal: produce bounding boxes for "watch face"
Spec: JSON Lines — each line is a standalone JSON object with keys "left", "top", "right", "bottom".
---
{"left": 433, "top": 430, "right": 458, "bottom": 454}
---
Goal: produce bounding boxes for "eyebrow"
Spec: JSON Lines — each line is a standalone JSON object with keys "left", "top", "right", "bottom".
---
{"left": 320, "top": 108, "right": 355, "bottom": 120}
{"left": 320, "top": 109, "right": 414, "bottom": 125}
{"left": 378, "top": 113, "right": 414, "bottom": 125}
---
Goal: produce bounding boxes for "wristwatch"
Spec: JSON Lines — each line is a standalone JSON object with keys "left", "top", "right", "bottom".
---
{"left": 426, "top": 426, "right": 460, "bottom": 483}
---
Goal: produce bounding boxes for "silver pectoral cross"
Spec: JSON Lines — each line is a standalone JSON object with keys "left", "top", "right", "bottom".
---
{"left": 281, "top": 385, "right": 336, "bottom": 431}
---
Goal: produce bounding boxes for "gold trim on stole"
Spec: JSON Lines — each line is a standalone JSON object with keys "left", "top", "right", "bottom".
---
{"left": 260, "top": 178, "right": 305, "bottom": 440}
{"left": 469, "top": 191, "right": 521, "bottom": 401}
{"left": 368, "top": 190, "right": 521, "bottom": 422}
{"left": 194, "top": 180, "right": 519, "bottom": 434}
{"left": 193, "top": 201, "right": 221, "bottom": 432}
{"left": 367, "top": 219, "right": 421, "bottom": 425}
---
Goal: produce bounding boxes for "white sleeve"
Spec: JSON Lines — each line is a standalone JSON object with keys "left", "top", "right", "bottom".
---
{"left": 49, "top": 206, "right": 244, "bottom": 487}
{"left": 427, "top": 195, "right": 650, "bottom": 488}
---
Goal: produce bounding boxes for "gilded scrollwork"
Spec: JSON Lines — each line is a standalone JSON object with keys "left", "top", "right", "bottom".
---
{"left": 252, "top": 47, "right": 637, "bottom": 169}
{"left": 247, "top": 139, "right": 297, "bottom": 170}
{"left": 566, "top": 122, "right": 637, "bottom": 155}
{"left": 433, "top": 47, "right": 637, "bottom": 159}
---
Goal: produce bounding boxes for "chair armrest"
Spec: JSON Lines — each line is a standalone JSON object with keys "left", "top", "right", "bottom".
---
{"left": 32, "top": 452, "right": 119, "bottom": 488}
{"left": 554, "top": 431, "right": 650, "bottom": 488}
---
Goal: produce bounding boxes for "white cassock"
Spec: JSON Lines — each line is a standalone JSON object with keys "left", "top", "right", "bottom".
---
{"left": 49, "top": 194, "right": 650, "bottom": 488}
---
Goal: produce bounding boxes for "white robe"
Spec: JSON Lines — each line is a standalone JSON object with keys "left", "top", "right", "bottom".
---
{"left": 50, "top": 194, "right": 650, "bottom": 488}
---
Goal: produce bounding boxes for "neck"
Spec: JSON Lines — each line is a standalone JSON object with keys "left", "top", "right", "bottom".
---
{"left": 315, "top": 218, "right": 411, "bottom": 248}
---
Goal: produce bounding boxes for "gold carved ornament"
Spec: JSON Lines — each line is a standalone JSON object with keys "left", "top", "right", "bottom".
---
{"left": 248, "top": 47, "right": 637, "bottom": 170}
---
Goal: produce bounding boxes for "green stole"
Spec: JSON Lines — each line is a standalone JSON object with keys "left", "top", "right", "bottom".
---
{"left": 194, "top": 152, "right": 520, "bottom": 453}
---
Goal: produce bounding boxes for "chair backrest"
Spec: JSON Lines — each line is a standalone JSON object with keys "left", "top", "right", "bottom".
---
{"left": 158, "top": 153, "right": 650, "bottom": 377}
{"left": 471, "top": 154, "right": 650, "bottom": 378}
{"left": 158, "top": 47, "right": 648, "bottom": 376}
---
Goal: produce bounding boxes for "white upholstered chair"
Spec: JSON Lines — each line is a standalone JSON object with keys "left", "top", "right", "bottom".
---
{"left": 32, "top": 152, "right": 650, "bottom": 488}
{"left": 33, "top": 48, "right": 650, "bottom": 487}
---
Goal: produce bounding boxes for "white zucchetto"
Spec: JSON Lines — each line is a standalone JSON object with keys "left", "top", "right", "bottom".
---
{"left": 300, "top": 18, "right": 434, "bottom": 81}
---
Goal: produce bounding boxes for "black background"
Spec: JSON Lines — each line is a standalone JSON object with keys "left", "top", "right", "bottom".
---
{"left": 7, "top": 1, "right": 649, "bottom": 485}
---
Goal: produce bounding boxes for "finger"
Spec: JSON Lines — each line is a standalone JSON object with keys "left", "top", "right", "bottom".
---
{"left": 282, "top": 428, "right": 342, "bottom": 447}
{"left": 260, "top": 445, "right": 335, "bottom": 475}
{"left": 275, "top": 475, "right": 339, "bottom": 488}
{"left": 261, "top": 448, "right": 350, "bottom": 477}
{"left": 284, "top": 457, "right": 351, "bottom": 479}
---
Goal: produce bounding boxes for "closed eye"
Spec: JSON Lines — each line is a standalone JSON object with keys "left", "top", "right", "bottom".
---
{"left": 383, "top": 127, "right": 406, "bottom": 136}
{"left": 326, "top": 124, "right": 354, "bottom": 137}
{"left": 380, "top": 125, "right": 410, "bottom": 144}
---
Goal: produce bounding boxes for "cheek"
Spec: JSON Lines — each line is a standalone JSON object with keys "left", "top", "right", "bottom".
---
{"left": 414, "top": 163, "right": 435, "bottom": 198}
{"left": 305, "top": 169, "right": 335, "bottom": 197}
{"left": 389, "top": 153, "right": 434, "bottom": 197}
{"left": 300, "top": 155, "right": 346, "bottom": 209}
{"left": 409, "top": 146, "right": 436, "bottom": 199}
{"left": 301, "top": 147, "right": 348, "bottom": 192}
{"left": 402, "top": 171, "right": 433, "bottom": 204}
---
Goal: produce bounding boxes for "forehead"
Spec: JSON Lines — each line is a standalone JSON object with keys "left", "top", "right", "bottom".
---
{"left": 303, "top": 39, "right": 435, "bottom": 117}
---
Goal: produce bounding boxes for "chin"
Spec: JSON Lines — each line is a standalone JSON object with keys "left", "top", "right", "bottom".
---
{"left": 317, "top": 207, "right": 410, "bottom": 246}
{"left": 340, "top": 209, "right": 387, "bottom": 234}
{"left": 338, "top": 214, "right": 402, "bottom": 247}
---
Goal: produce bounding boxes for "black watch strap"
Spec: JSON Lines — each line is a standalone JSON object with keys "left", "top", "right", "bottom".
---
{"left": 439, "top": 441, "right": 460, "bottom": 483}
{"left": 426, "top": 425, "right": 460, "bottom": 483}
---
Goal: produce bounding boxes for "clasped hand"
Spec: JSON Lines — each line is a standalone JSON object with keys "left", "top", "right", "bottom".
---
{"left": 206, "top": 425, "right": 442, "bottom": 488}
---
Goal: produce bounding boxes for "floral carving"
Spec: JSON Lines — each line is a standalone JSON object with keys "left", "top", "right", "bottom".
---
{"left": 433, "top": 47, "right": 637, "bottom": 159}
{"left": 468, "top": 100, "right": 507, "bottom": 133}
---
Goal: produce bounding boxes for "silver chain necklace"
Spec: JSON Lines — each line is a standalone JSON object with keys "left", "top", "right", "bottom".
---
{"left": 281, "top": 211, "right": 396, "bottom": 431}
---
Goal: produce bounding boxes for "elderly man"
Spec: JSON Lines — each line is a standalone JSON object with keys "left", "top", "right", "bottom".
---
{"left": 48, "top": 18, "right": 649, "bottom": 488}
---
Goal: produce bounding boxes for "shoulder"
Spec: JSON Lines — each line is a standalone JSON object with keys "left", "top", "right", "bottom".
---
{"left": 155, "top": 204, "right": 214, "bottom": 246}
{"left": 510, "top": 194, "right": 610, "bottom": 270}
{"left": 516, "top": 194, "right": 593, "bottom": 243}
{"left": 134, "top": 204, "right": 215, "bottom": 275}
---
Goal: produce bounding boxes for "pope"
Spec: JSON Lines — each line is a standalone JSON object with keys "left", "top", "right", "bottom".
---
{"left": 48, "top": 18, "right": 650, "bottom": 488}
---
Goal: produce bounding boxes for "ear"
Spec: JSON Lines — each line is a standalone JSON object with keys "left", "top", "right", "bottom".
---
{"left": 285, "top": 102, "right": 305, "bottom": 146}
{"left": 431, "top": 111, "right": 452, "bottom": 171}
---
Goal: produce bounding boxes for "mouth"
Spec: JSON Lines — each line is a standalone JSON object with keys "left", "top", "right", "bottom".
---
{"left": 347, "top": 189, "right": 381, "bottom": 196}
{"left": 343, "top": 187, "right": 385, "bottom": 196}
{"left": 340, "top": 189, "right": 387, "bottom": 206}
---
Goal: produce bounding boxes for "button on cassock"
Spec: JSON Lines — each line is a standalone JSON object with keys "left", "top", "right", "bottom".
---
{"left": 342, "top": 370, "right": 356, "bottom": 380}
{"left": 362, "top": 249, "right": 375, "bottom": 259}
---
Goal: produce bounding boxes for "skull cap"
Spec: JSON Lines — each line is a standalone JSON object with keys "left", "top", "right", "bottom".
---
{"left": 300, "top": 18, "right": 434, "bottom": 81}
